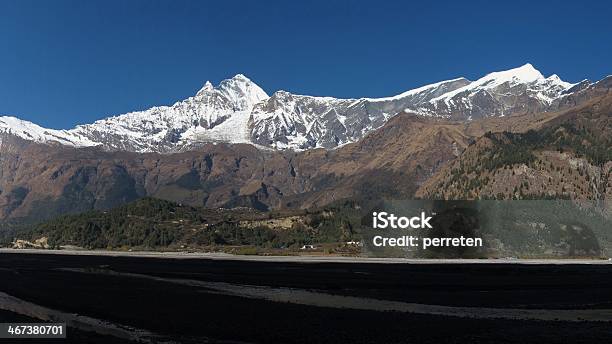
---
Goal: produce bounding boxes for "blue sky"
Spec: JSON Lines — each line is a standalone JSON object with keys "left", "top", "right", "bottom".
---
{"left": 0, "top": 0, "right": 610, "bottom": 129}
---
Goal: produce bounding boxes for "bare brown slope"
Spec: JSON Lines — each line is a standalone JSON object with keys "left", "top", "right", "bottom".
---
{"left": 285, "top": 113, "right": 475, "bottom": 208}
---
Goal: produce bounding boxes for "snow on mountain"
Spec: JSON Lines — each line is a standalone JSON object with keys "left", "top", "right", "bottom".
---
{"left": 250, "top": 77, "right": 470, "bottom": 149}
{"left": 0, "top": 64, "right": 581, "bottom": 152}
{"left": 428, "top": 63, "right": 544, "bottom": 103}
{"left": 0, "top": 116, "right": 99, "bottom": 147}
{"left": 68, "top": 74, "right": 269, "bottom": 152}
{"left": 415, "top": 64, "right": 575, "bottom": 118}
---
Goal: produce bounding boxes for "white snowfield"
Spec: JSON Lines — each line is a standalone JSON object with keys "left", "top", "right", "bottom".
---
{"left": 0, "top": 64, "right": 579, "bottom": 152}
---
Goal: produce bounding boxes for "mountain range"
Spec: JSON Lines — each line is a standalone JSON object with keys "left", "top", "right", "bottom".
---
{"left": 0, "top": 63, "right": 610, "bottom": 224}
{"left": 0, "top": 63, "right": 592, "bottom": 152}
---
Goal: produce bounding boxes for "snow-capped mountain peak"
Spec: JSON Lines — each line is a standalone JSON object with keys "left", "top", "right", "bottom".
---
{"left": 216, "top": 74, "right": 269, "bottom": 110}
{"left": 64, "top": 74, "right": 270, "bottom": 152}
{"left": 195, "top": 74, "right": 268, "bottom": 107}
{"left": 483, "top": 63, "right": 544, "bottom": 84}
{"left": 197, "top": 81, "right": 214, "bottom": 94}
{"left": 430, "top": 63, "right": 545, "bottom": 103}
{"left": 417, "top": 63, "right": 574, "bottom": 118}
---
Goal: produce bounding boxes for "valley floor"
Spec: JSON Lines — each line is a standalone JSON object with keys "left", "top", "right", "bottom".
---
{"left": 1, "top": 251, "right": 612, "bottom": 343}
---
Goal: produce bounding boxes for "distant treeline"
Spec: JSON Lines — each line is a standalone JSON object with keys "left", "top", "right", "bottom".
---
{"left": 14, "top": 197, "right": 363, "bottom": 250}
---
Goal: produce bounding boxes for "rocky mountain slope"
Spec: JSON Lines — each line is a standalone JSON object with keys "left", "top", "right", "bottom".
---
{"left": 13, "top": 197, "right": 360, "bottom": 252}
{"left": 0, "top": 64, "right": 585, "bottom": 151}
{"left": 417, "top": 93, "right": 612, "bottom": 203}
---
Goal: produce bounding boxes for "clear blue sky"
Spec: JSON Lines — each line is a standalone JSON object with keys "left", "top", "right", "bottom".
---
{"left": 1, "top": 0, "right": 610, "bottom": 129}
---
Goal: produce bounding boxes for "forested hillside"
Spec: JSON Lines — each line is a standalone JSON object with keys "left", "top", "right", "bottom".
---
{"left": 10, "top": 197, "right": 362, "bottom": 252}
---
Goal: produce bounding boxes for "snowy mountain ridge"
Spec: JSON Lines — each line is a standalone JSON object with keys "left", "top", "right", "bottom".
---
{"left": 0, "top": 64, "right": 582, "bottom": 152}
